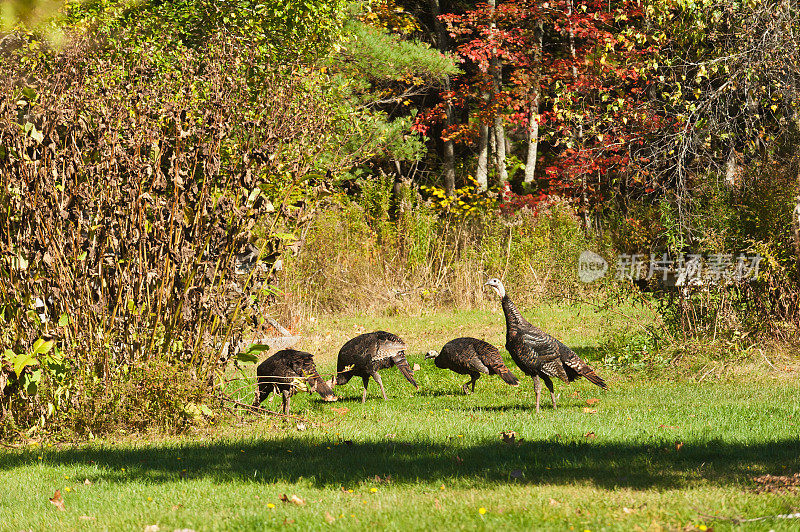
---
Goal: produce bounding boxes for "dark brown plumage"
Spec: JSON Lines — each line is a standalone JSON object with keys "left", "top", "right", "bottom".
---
{"left": 485, "top": 278, "right": 607, "bottom": 411}
{"left": 426, "top": 337, "right": 519, "bottom": 394}
{"left": 253, "top": 349, "right": 337, "bottom": 414}
{"left": 335, "top": 331, "right": 418, "bottom": 402}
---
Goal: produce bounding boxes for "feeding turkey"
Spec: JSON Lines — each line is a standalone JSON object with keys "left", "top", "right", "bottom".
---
{"left": 426, "top": 337, "right": 519, "bottom": 394}
{"left": 334, "top": 331, "right": 418, "bottom": 402}
{"left": 485, "top": 278, "right": 607, "bottom": 411}
{"left": 253, "top": 349, "right": 337, "bottom": 415}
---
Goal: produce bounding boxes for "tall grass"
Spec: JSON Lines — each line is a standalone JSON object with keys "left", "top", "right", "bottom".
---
{"left": 283, "top": 177, "right": 606, "bottom": 316}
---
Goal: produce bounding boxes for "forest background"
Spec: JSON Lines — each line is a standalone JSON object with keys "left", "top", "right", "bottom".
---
{"left": 1, "top": 0, "right": 799, "bottom": 437}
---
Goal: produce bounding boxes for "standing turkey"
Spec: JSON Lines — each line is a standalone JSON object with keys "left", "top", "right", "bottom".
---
{"left": 426, "top": 337, "right": 519, "bottom": 394}
{"left": 335, "top": 331, "right": 418, "bottom": 402}
{"left": 253, "top": 349, "right": 337, "bottom": 414}
{"left": 485, "top": 278, "right": 607, "bottom": 411}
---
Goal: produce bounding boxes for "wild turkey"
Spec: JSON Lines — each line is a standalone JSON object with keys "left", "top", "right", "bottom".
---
{"left": 426, "top": 337, "right": 519, "bottom": 394}
{"left": 485, "top": 278, "right": 607, "bottom": 411}
{"left": 335, "top": 331, "right": 418, "bottom": 402}
{"left": 253, "top": 349, "right": 337, "bottom": 414}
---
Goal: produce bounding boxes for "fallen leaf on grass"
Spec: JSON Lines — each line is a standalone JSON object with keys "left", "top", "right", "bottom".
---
{"left": 83, "top": 479, "right": 92, "bottom": 486}
{"left": 548, "top": 498, "right": 560, "bottom": 506}
{"left": 675, "top": 441, "right": 684, "bottom": 451}
{"left": 49, "top": 490, "right": 66, "bottom": 511}
{"left": 330, "top": 407, "right": 349, "bottom": 415}
{"left": 296, "top": 423, "right": 306, "bottom": 431}
{"left": 752, "top": 472, "right": 800, "bottom": 494}
{"left": 79, "top": 515, "right": 96, "bottom": 520}
{"left": 324, "top": 512, "right": 336, "bottom": 524}
{"left": 454, "top": 455, "right": 463, "bottom": 465}
{"left": 412, "top": 363, "right": 421, "bottom": 371}
{"left": 622, "top": 507, "right": 635, "bottom": 514}
{"left": 586, "top": 398, "right": 600, "bottom": 405}
{"left": 584, "top": 431, "right": 596, "bottom": 439}
{"left": 582, "top": 407, "right": 598, "bottom": 414}
{"left": 279, "top": 494, "right": 306, "bottom": 506}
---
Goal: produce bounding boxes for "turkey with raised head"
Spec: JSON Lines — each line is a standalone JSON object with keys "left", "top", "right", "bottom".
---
{"left": 485, "top": 278, "right": 607, "bottom": 411}
{"left": 335, "top": 331, "right": 418, "bottom": 402}
{"left": 426, "top": 337, "right": 519, "bottom": 394}
{"left": 253, "top": 349, "right": 337, "bottom": 414}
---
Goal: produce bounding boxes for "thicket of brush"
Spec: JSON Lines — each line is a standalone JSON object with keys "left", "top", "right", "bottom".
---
{"left": 0, "top": 27, "right": 371, "bottom": 438}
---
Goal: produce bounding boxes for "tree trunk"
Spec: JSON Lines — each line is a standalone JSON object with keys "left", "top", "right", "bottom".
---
{"left": 524, "top": 21, "right": 543, "bottom": 184}
{"left": 429, "top": 0, "right": 456, "bottom": 196}
{"left": 567, "top": 0, "right": 590, "bottom": 231}
{"left": 524, "top": 95, "right": 540, "bottom": 184}
{"left": 794, "top": 169, "right": 800, "bottom": 280}
{"left": 488, "top": 0, "right": 507, "bottom": 187}
{"left": 476, "top": 124, "right": 489, "bottom": 190}
{"left": 489, "top": 125, "right": 497, "bottom": 187}
{"left": 443, "top": 128, "right": 456, "bottom": 195}
{"left": 494, "top": 117, "right": 508, "bottom": 187}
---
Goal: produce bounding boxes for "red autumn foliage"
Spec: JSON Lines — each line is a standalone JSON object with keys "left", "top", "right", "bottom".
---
{"left": 415, "top": 0, "right": 666, "bottom": 213}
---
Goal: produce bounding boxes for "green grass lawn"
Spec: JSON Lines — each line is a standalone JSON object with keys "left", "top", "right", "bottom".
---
{"left": 2, "top": 305, "right": 799, "bottom": 531}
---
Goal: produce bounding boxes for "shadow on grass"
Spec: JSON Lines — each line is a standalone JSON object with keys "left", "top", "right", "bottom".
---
{"left": 5, "top": 435, "right": 799, "bottom": 491}
{"left": 416, "top": 389, "right": 470, "bottom": 398}
{"left": 572, "top": 346, "right": 606, "bottom": 362}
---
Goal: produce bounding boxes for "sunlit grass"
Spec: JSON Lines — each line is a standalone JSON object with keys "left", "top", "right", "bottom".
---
{"left": 2, "top": 307, "right": 799, "bottom": 531}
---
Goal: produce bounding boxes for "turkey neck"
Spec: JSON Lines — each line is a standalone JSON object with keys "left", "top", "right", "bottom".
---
{"left": 501, "top": 295, "right": 525, "bottom": 330}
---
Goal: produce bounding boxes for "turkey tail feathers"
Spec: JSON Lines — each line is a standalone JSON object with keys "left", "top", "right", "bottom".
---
{"left": 394, "top": 355, "right": 419, "bottom": 388}
{"left": 310, "top": 373, "right": 337, "bottom": 398}
{"left": 582, "top": 369, "right": 608, "bottom": 389}
{"left": 499, "top": 369, "right": 520, "bottom": 387}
